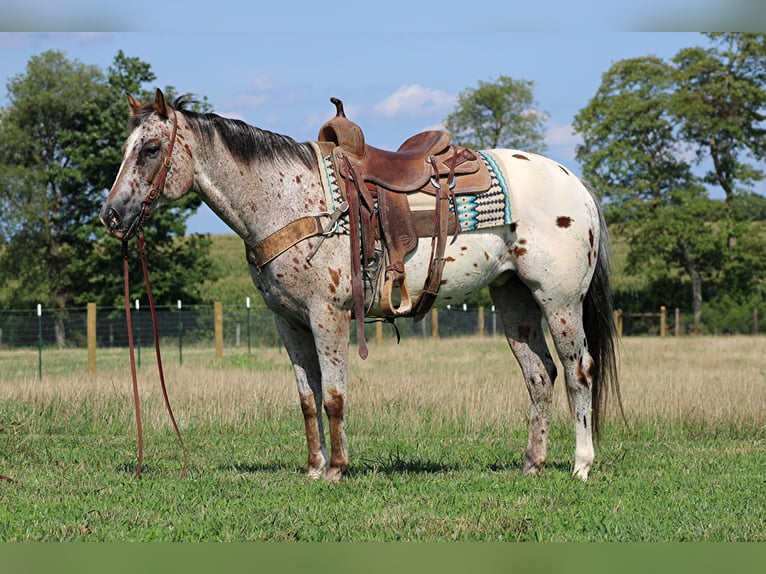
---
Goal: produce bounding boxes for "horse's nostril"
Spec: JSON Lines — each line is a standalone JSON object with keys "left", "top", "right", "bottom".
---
{"left": 105, "top": 208, "right": 120, "bottom": 229}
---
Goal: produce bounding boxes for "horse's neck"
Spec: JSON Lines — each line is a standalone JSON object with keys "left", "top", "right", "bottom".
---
{"left": 191, "top": 140, "right": 320, "bottom": 244}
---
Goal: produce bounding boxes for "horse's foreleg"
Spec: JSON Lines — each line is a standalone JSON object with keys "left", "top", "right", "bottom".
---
{"left": 490, "top": 277, "right": 557, "bottom": 475}
{"left": 274, "top": 315, "right": 327, "bottom": 479}
{"left": 312, "top": 309, "right": 351, "bottom": 483}
{"left": 545, "top": 304, "right": 595, "bottom": 481}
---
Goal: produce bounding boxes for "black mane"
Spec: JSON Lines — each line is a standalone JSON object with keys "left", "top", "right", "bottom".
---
{"left": 129, "top": 95, "right": 316, "bottom": 169}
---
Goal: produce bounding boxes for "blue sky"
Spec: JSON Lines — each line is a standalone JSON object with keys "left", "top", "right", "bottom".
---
{"left": 1, "top": 1, "right": 762, "bottom": 234}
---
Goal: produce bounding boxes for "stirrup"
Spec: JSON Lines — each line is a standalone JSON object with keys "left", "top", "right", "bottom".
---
{"left": 381, "top": 269, "right": 413, "bottom": 317}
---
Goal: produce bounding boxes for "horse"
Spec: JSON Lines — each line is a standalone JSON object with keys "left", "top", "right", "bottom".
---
{"left": 101, "top": 88, "right": 619, "bottom": 482}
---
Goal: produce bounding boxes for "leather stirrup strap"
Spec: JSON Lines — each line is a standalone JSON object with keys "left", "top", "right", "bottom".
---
{"left": 341, "top": 154, "right": 369, "bottom": 359}
{"left": 412, "top": 153, "right": 456, "bottom": 320}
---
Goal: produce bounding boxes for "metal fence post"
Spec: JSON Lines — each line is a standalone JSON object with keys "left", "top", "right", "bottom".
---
{"left": 37, "top": 304, "right": 42, "bottom": 379}
{"left": 178, "top": 299, "right": 183, "bottom": 365}
{"left": 246, "top": 297, "right": 251, "bottom": 354}
{"left": 135, "top": 299, "right": 141, "bottom": 368}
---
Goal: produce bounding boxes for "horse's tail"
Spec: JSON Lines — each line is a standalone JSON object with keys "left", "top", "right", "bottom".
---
{"left": 582, "top": 182, "right": 622, "bottom": 438}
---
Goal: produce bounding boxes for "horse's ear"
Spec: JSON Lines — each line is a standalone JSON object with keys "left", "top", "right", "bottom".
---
{"left": 126, "top": 92, "right": 144, "bottom": 115}
{"left": 152, "top": 88, "right": 170, "bottom": 119}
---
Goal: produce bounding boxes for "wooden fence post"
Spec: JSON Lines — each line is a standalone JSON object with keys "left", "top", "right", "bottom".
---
{"left": 431, "top": 308, "right": 439, "bottom": 339}
{"left": 613, "top": 309, "right": 623, "bottom": 338}
{"left": 375, "top": 321, "right": 383, "bottom": 346}
{"left": 214, "top": 301, "right": 224, "bottom": 360}
{"left": 754, "top": 308, "right": 759, "bottom": 336}
{"left": 660, "top": 305, "right": 667, "bottom": 337}
{"left": 477, "top": 306, "right": 484, "bottom": 337}
{"left": 87, "top": 302, "right": 97, "bottom": 378}
{"left": 675, "top": 307, "right": 681, "bottom": 337}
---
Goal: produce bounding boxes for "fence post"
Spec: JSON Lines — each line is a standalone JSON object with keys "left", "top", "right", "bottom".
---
{"left": 660, "top": 305, "right": 667, "bottom": 337}
{"left": 177, "top": 299, "right": 183, "bottom": 365}
{"left": 613, "top": 309, "right": 623, "bottom": 338}
{"left": 87, "top": 302, "right": 97, "bottom": 378}
{"left": 214, "top": 301, "right": 224, "bottom": 360}
{"left": 37, "top": 304, "right": 42, "bottom": 379}
{"left": 431, "top": 308, "right": 439, "bottom": 339}
{"left": 135, "top": 299, "right": 141, "bottom": 368}
{"left": 246, "top": 297, "right": 252, "bottom": 354}
{"left": 675, "top": 307, "right": 681, "bottom": 337}
{"left": 478, "top": 306, "right": 484, "bottom": 337}
{"left": 375, "top": 321, "right": 383, "bottom": 346}
{"left": 754, "top": 308, "right": 759, "bottom": 336}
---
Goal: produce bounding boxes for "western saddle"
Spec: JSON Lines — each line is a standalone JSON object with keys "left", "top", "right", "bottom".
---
{"left": 316, "top": 98, "right": 491, "bottom": 357}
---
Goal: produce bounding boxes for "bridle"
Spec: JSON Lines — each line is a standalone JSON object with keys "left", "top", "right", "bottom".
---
{"left": 140, "top": 107, "right": 179, "bottom": 228}
{"left": 122, "top": 107, "right": 187, "bottom": 478}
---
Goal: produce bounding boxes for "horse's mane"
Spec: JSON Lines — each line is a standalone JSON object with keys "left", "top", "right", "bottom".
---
{"left": 128, "top": 95, "right": 316, "bottom": 169}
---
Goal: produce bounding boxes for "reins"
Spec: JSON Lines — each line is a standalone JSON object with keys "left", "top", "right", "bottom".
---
{"left": 121, "top": 107, "right": 187, "bottom": 479}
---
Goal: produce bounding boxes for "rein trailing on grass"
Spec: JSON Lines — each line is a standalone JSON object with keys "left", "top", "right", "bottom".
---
{"left": 122, "top": 231, "right": 187, "bottom": 479}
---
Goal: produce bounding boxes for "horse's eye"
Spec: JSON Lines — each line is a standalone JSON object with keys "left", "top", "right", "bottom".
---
{"left": 144, "top": 145, "right": 161, "bottom": 159}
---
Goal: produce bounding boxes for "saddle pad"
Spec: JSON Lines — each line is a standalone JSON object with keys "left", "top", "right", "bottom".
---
{"left": 311, "top": 144, "right": 512, "bottom": 235}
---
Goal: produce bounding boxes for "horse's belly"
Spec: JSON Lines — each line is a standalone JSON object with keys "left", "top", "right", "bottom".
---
{"left": 397, "top": 227, "right": 512, "bottom": 306}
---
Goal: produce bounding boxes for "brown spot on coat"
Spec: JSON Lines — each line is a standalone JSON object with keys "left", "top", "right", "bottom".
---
{"left": 512, "top": 246, "right": 527, "bottom": 257}
{"left": 556, "top": 216, "right": 573, "bottom": 228}
{"left": 588, "top": 228, "right": 594, "bottom": 248}
{"left": 576, "top": 357, "right": 594, "bottom": 389}
{"left": 512, "top": 154, "right": 531, "bottom": 161}
{"left": 329, "top": 267, "right": 341, "bottom": 287}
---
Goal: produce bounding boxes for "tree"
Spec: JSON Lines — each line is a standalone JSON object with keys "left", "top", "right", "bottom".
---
{"left": 573, "top": 56, "right": 719, "bottom": 332}
{"left": 443, "top": 75, "right": 549, "bottom": 152}
{"left": 672, "top": 34, "right": 766, "bottom": 212}
{"left": 574, "top": 34, "right": 766, "bottom": 333}
{"left": 671, "top": 34, "right": 766, "bottom": 303}
{"left": 0, "top": 50, "right": 217, "bottom": 345}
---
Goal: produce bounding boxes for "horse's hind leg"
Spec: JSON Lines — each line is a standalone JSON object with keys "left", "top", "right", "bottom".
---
{"left": 274, "top": 315, "right": 327, "bottom": 479}
{"left": 542, "top": 303, "right": 595, "bottom": 480}
{"left": 490, "top": 275, "right": 557, "bottom": 475}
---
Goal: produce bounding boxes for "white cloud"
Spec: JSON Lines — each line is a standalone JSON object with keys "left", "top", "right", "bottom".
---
{"left": 251, "top": 74, "right": 275, "bottom": 92}
{"left": 546, "top": 122, "right": 581, "bottom": 148}
{"left": 373, "top": 84, "right": 455, "bottom": 118}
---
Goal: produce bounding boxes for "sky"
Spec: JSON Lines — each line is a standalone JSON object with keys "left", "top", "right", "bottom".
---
{"left": 1, "top": 1, "right": 763, "bottom": 235}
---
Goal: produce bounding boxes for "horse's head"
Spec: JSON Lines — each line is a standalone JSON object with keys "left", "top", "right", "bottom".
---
{"left": 101, "top": 88, "right": 194, "bottom": 240}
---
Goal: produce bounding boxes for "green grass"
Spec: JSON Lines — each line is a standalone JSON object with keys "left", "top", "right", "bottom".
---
{"left": 2, "top": 336, "right": 765, "bottom": 541}
{"left": 2, "top": 399, "right": 764, "bottom": 541}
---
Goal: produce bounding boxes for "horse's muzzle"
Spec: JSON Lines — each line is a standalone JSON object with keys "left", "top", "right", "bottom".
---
{"left": 101, "top": 205, "right": 140, "bottom": 240}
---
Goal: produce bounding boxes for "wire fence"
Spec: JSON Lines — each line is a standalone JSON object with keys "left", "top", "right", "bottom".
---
{"left": 0, "top": 302, "right": 505, "bottom": 352}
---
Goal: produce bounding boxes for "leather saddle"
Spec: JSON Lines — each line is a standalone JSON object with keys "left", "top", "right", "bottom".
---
{"left": 317, "top": 98, "right": 491, "bottom": 354}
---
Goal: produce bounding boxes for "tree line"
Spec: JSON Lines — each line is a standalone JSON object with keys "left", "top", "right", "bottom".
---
{"left": 1, "top": 34, "right": 764, "bottom": 343}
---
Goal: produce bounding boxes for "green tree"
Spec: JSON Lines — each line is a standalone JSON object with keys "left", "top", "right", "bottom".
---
{"left": 671, "top": 33, "right": 766, "bottom": 305}
{"left": 443, "top": 75, "right": 548, "bottom": 152}
{"left": 0, "top": 50, "right": 217, "bottom": 345}
{"left": 573, "top": 56, "right": 719, "bottom": 332}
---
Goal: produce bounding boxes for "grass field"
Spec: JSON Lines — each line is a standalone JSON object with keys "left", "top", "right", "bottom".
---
{"left": 1, "top": 335, "right": 765, "bottom": 541}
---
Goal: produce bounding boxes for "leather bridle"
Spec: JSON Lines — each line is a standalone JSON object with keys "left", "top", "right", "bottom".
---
{"left": 139, "top": 108, "right": 179, "bottom": 229}
{"left": 122, "top": 107, "right": 187, "bottom": 479}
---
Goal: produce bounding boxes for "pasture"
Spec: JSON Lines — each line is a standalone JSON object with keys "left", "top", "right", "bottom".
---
{"left": 0, "top": 335, "right": 764, "bottom": 541}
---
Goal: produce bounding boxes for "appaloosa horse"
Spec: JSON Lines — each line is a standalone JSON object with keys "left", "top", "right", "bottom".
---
{"left": 101, "top": 89, "right": 619, "bottom": 481}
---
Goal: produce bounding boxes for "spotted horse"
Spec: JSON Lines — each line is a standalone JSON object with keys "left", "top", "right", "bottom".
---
{"left": 101, "top": 89, "right": 620, "bottom": 481}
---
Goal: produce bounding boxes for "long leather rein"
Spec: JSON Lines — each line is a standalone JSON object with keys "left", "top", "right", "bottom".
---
{"left": 122, "top": 108, "right": 187, "bottom": 478}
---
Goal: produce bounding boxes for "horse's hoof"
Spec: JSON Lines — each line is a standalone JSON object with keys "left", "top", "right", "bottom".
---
{"left": 572, "top": 465, "right": 590, "bottom": 481}
{"left": 324, "top": 466, "right": 346, "bottom": 483}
